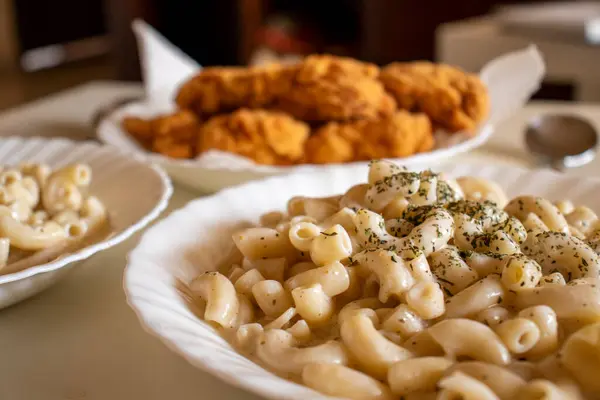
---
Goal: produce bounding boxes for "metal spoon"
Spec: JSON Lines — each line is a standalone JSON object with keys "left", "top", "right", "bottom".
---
{"left": 525, "top": 114, "right": 598, "bottom": 171}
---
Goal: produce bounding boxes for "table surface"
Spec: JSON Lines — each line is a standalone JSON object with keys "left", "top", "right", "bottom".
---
{"left": 1, "top": 81, "right": 600, "bottom": 400}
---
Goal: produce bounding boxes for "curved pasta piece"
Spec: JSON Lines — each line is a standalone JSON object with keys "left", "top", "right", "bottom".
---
{"left": 287, "top": 196, "right": 338, "bottom": 221}
{"left": 444, "top": 274, "right": 504, "bottom": 319}
{"left": 7, "top": 179, "right": 38, "bottom": 208}
{"left": 385, "top": 218, "right": 414, "bottom": 238}
{"left": 476, "top": 306, "right": 511, "bottom": 327}
{"left": 444, "top": 200, "right": 508, "bottom": 230}
{"left": 264, "top": 307, "right": 296, "bottom": 330}
{"left": 494, "top": 317, "right": 541, "bottom": 354}
{"left": 456, "top": 176, "right": 508, "bottom": 208}
{"left": 522, "top": 212, "right": 549, "bottom": 236}
{"left": 365, "top": 171, "right": 421, "bottom": 211}
{"left": 505, "top": 196, "right": 569, "bottom": 233}
{"left": 429, "top": 247, "right": 479, "bottom": 295}
{"left": 285, "top": 261, "right": 349, "bottom": 296}
{"left": 381, "top": 304, "right": 427, "bottom": 337}
{"left": 190, "top": 272, "right": 239, "bottom": 328}
{"left": 405, "top": 281, "right": 445, "bottom": 319}
{"left": 367, "top": 160, "right": 407, "bottom": 185}
{"left": 353, "top": 249, "right": 414, "bottom": 302}
{"left": 400, "top": 331, "right": 444, "bottom": 359}
{"left": 234, "top": 323, "right": 264, "bottom": 353}
{"left": 291, "top": 283, "right": 334, "bottom": 325}
{"left": 338, "top": 298, "right": 383, "bottom": 326}
{"left": 437, "top": 371, "right": 500, "bottom": 400}
{"left": 0, "top": 216, "right": 67, "bottom": 251}
{"left": 454, "top": 214, "right": 521, "bottom": 255}
{"left": 255, "top": 329, "right": 349, "bottom": 375}
{"left": 428, "top": 319, "right": 511, "bottom": 365}
{"left": 340, "top": 312, "right": 413, "bottom": 379}
{"left": 353, "top": 207, "right": 454, "bottom": 257}
{"left": 463, "top": 251, "right": 505, "bottom": 277}
{"left": 507, "top": 361, "right": 538, "bottom": 381}
{"left": 286, "top": 319, "right": 311, "bottom": 343}
{"left": 321, "top": 207, "right": 357, "bottom": 233}
{"left": 522, "top": 232, "right": 600, "bottom": 279}
{"left": 405, "top": 208, "right": 454, "bottom": 256}
{"left": 258, "top": 211, "right": 284, "bottom": 228}
{"left": 42, "top": 165, "right": 90, "bottom": 213}
{"left": 408, "top": 173, "right": 438, "bottom": 206}
{"left": 501, "top": 254, "right": 542, "bottom": 291}
{"left": 560, "top": 321, "right": 600, "bottom": 394}
{"left": 310, "top": 224, "right": 353, "bottom": 266}
{"left": 288, "top": 221, "right": 320, "bottom": 252}
{"left": 387, "top": 357, "right": 452, "bottom": 396}
{"left": 252, "top": 280, "right": 293, "bottom": 317}
{"left": 516, "top": 380, "right": 575, "bottom": 400}
{"left": 511, "top": 284, "right": 600, "bottom": 322}
{"left": 446, "top": 361, "right": 526, "bottom": 400}
{"left": 233, "top": 227, "right": 297, "bottom": 262}
{"left": 539, "top": 272, "right": 566, "bottom": 287}
{"left": 517, "top": 306, "right": 558, "bottom": 360}
{"left": 302, "top": 363, "right": 394, "bottom": 400}
{"left": 382, "top": 197, "right": 411, "bottom": 220}
{"left": 565, "top": 206, "right": 598, "bottom": 237}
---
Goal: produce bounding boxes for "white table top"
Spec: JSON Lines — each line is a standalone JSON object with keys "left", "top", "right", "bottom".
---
{"left": 0, "top": 82, "right": 599, "bottom": 400}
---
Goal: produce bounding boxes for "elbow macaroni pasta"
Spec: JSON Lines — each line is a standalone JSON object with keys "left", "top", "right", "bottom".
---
{"left": 0, "top": 163, "right": 108, "bottom": 276}
{"left": 189, "top": 160, "right": 600, "bottom": 399}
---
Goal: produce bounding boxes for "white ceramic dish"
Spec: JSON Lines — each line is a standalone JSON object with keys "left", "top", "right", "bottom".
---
{"left": 124, "top": 163, "right": 599, "bottom": 400}
{"left": 0, "top": 137, "right": 172, "bottom": 309}
{"left": 98, "top": 103, "right": 494, "bottom": 193}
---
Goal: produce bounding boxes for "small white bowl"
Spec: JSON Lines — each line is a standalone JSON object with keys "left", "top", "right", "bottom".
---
{"left": 0, "top": 137, "right": 172, "bottom": 309}
{"left": 124, "top": 163, "right": 598, "bottom": 400}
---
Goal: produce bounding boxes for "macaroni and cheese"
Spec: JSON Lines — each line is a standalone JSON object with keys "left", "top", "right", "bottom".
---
{"left": 0, "top": 163, "right": 109, "bottom": 276}
{"left": 190, "top": 160, "right": 600, "bottom": 399}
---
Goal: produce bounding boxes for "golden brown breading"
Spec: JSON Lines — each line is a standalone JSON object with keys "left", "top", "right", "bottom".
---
{"left": 198, "top": 109, "right": 310, "bottom": 165}
{"left": 175, "top": 64, "right": 298, "bottom": 115}
{"left": 380, "top": 62, "right": 489, "bottom": 134}
{"left": 276, "top": 54, "right": 393, "bottom": 122}
{"left": 304, "top": 110, "right": 433, "bottom": 164}
{"left": 121, "top": 110, "right": 201, "bottom": 159}
{"left": 277, "top": 77, "right": 396, "bottom": 122}
{"left": 296, "top": 54, "right": 380, "bottom": 82}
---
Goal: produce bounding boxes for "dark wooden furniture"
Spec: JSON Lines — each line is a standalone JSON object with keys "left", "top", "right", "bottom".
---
{"left": 104, "top": 0, "right": 567, "bottom": 81}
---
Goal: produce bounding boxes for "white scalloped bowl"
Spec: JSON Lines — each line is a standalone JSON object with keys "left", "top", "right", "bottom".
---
{"left": 0, "top": 137, "right": 172, "bottom": 309}
{"left": 97, "top": 101, "right": 494, "bottom": 193}
{"left": 124, "top": 163, "right": 600, "bottom": 400}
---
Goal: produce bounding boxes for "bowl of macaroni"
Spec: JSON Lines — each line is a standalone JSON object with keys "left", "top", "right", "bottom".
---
{"left": 0, "top": 136, "right": 172, "bottom": 309}
{"left": 126, "top": 160, "right": 600, "bottom": 399}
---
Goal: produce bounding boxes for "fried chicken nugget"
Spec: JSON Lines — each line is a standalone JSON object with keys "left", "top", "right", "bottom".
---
{"left": 380, "top": 62, "right": 489, "bottom": 134}
{"left": 304, "top": 110, "right": 433, "bottom": 164}
{"left": 175, "top": 64, "right": 298, "bottom": 115}
{"left": 277, "top": 55, "right": 396, "bottom": 122}
{"left": 122, "top": 110, "right": 201, "bottom": 159}
{"left": 198, "top": 109, "right": 310, "bottom": 165}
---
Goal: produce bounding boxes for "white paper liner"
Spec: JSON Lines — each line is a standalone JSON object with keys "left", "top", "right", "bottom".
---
{"left": 98, "top": 20, "right": 546, "bottom": 173}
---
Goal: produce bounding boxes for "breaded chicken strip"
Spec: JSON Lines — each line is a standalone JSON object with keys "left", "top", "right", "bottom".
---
{"left": 122, "top": 110, "right": 201, "bottom": 159}
{"left": 175, "top": 64, "right": 298, "bottom": 115}
{"left": 380, "top": 62, "right": 489, "bottom": 134}
{"left": 198, "top": 109, "right": 310, "bottom": 165}
{"left": 304, "top": 110, "right": 433, "bottom": 164}
{"left": 296, "top": 54, "right": 380, "bottom": 81}
{"left": 277, "top": 54, "right": 396, "bottom": 122}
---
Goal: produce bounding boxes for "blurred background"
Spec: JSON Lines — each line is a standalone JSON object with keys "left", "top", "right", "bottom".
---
{"left": 1, "top": 0, "right": 599, "bottom": 111}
